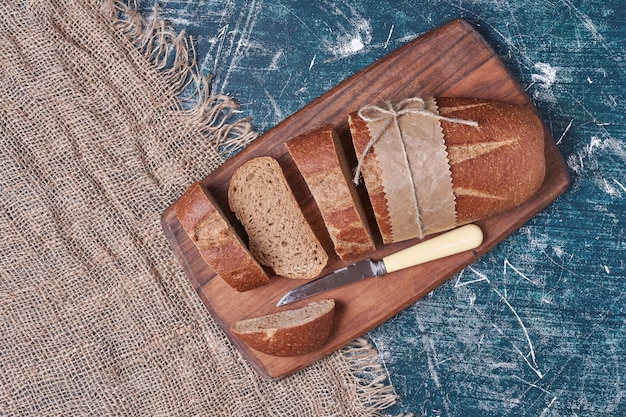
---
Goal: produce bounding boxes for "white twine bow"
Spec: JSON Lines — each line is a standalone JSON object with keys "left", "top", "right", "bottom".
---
{"left": 352, "top": 97, "right": 479, "bottom": 185}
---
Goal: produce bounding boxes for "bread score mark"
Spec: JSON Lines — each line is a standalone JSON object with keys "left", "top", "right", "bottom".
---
{"left": 446, "top": 139, "right": 517, "bottom": 165}
{"left": 437, "top": 102, "right": 489, "bottom": 115}
{"left": 453, "top": 187, "right": 508, "bottom": 201}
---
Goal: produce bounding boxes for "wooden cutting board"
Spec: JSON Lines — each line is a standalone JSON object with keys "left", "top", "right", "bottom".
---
{"left": 161, "top": 19, "right": 570, "bottom": 380}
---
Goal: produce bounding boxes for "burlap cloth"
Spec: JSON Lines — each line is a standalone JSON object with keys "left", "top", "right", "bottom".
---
{"left": 0, "top": 1, "right": 401, "bottom": 415}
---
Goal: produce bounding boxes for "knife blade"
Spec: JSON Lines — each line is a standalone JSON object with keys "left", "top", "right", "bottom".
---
{"left": 276, "top": 224, "right": 483, "bottom": 307}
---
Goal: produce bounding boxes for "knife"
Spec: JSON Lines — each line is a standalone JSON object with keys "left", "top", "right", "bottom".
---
{"left": 276, "top": 224, "right": 483, "bottom": 306}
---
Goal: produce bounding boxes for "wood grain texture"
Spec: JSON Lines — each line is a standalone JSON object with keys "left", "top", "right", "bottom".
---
{"left": 161, "top": 19, "right": 569, "bottom": 380}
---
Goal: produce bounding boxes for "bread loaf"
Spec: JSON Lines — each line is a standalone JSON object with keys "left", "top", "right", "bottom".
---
{"left": 231, "top": 299, "right": 335, "bottom": 356}
{"left": 437, "top": 97, "right": 546, "bottom": 222}
{"left": 175, "top": 182, "right": 270, "bottom": 292}
{"left": 349, "top": 97, "right": 546, "bottom": 243}
{"left": 228, "top": 157, "right": 328, "bottom": 279}
{"left": 286, "top": 125, "right": 376, "bottom": 261}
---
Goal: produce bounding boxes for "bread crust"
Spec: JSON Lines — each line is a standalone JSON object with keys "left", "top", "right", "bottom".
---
{"left": 286, "top": 125, "right": 375, "bottom": 260}
{"left": 175, "top": 182, "right": 270, "bottom": 292}
{"left": 350, "top": 98, "right": 546, "bottom": 242}
{"left": 437, "top": 97, "right": 546, "bottom": 224}
{"left": 231, "top": 299, "right": 335, "bottom": 356}
{"left": 349, "top": 113, "right": 394, "bottom": 243}
{"left": 228, "top": 157, "right": 328, "bottom": 279}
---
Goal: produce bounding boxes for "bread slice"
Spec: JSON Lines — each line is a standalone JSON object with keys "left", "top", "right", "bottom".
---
{"left": 286, "top": 125, "right": 375, "bottom": 261}
{"left": 175, "top": 182, "right": 270, "bottom": 292}
{"left": 231, "top": 299, "right": 335, "bottom": 356}
{"left": 228, "top": 157, "right": 328, "bottom": 279}
{"left": 349, "top": 97, "right": 546, "bottom": 243}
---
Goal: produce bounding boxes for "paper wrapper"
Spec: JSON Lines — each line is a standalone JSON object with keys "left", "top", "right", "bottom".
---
{"left": 357, "top": 97, "right": 460, "bottom": 242}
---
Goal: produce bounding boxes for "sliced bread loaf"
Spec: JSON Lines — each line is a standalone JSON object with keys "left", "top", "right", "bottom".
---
{"left": 228, "top": 157, "right": 328, "bottom": 279}
{"left": 175, "top": 182, "right": 270, "bottom": 292}
{"left": 349, "top": 97, "right": 546, "bottom": 243}
{"left": 231, "top": 299, "right": 335, "bottom": 356}
{"left": 286, "top": 125, "right": 375, "bottom": 261}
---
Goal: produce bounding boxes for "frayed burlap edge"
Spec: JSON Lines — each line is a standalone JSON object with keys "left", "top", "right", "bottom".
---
{"left": 340, "top": 338, "right": 414, "bottom": 417}
{"left": 101, "top": 0, "right": 258, "bottom": 160}
{"left": 101, "top": 1, "right": 408, "bottom": 415}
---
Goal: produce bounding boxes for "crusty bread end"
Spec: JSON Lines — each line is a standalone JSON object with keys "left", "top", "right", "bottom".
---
{"left": 437, "top": 97, "right": 546, "bottom": 224}
{"left": 175, "top": 182, "right": 270, "bottom": 292}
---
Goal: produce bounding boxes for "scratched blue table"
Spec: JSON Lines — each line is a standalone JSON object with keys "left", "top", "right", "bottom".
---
{"left": 141, "top": 1, "right": 626, "bottom": 415}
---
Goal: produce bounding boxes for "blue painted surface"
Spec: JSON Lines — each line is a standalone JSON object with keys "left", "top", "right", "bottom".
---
{"left": 141, "top": 1, "right": 625, "bottom": 415}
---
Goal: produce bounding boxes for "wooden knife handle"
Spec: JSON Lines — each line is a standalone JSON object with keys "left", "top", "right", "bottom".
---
{"left": 382, "top": 224, "right": 483, "bottom": 274}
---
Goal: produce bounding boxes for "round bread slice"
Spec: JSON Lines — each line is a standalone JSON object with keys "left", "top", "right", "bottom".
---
{"left": 231, "top": 299, "right": 335, "bottom": 357}
{"left": 228, "top": 156, "right": 328, "bottom": 279}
